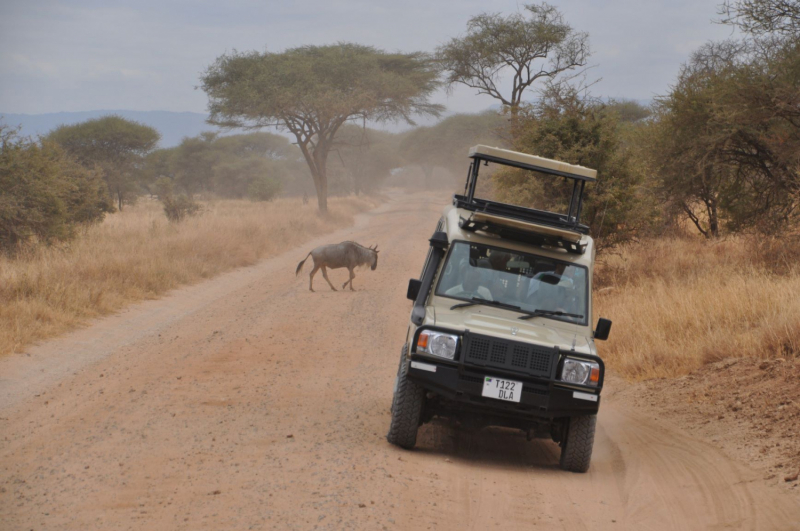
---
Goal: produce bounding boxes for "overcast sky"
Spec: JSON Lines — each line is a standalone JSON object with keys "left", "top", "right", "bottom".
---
{"left": 0, "top": 0, "right": 736, "bottom": 117}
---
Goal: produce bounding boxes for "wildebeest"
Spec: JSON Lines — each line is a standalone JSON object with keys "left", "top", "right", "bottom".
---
{"left": 295, "top": 241, "right": 379, "bottom": 292}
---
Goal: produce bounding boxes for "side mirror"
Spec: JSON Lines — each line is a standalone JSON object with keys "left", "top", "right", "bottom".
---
{"left": 407, "top": 279, "right": 422, "bottom": 301}
{"left": 594, "top": 318, "right": 612, "bottom": 341}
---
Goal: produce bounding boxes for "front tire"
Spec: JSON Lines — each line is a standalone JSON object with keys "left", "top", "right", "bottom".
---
{"left": 387, "top": 345, "right": 425, "bottom": 449}
{"left": 559, "top": 414, "right": 597, "bottom": 473}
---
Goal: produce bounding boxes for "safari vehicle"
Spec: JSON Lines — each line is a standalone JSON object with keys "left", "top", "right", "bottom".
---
{"left": 387, "top": 145, "right": 612, "bottom": 473}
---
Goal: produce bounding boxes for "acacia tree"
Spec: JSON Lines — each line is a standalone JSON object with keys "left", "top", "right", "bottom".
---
{"left": 435, "top": 3, "right": 589, "bottom": 114}
{"left": 47, "top": 116, "right": 160, "bottom": 210}
{"left": 201, "top": 43, "right": 442, "bottom": 212}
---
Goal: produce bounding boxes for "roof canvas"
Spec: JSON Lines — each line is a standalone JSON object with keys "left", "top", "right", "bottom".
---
{"left": 468, "top": 145, "right": 597, "bottom": 181}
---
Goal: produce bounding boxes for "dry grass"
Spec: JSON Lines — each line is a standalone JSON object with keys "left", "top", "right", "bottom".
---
{"left": 595, "top": 236, "right": 800, "bottom": 380}
{"left": 0, "top": 195, "right": 380, "bottom": 355}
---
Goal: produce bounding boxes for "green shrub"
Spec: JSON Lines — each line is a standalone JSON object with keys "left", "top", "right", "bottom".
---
{"left": 247, "top": 174, "right": 282, "bottom": 201}
{"left": 0, "top": 126, "right": 113, "bottom": 252}
{"left": 161, "top": 194, "right": 201, "bottom": 222}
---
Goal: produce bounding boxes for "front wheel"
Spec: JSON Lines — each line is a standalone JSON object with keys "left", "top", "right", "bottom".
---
{"left": 559, "top": 414, "right": 597, "bottom": 473}
{"left": 387, "top": 345, "right": 425, "bottom": 449}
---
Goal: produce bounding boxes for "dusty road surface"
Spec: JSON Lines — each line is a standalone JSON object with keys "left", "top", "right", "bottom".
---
{"left": 2, "top": 192, "right": 799, "bottom": 530}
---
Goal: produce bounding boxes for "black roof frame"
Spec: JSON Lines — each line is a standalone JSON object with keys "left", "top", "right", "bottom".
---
{"left": 457, "top": 153, "right": 590, "bottom": 235}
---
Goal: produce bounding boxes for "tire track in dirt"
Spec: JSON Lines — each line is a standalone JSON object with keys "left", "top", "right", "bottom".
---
{"left": 1, "top": 191, "right": 799, "bottom": 530}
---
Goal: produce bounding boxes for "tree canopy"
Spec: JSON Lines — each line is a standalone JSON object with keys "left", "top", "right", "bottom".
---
{"left": 435, "top": 3, "right": 589, "bottom": 112}
{"left": 201, "top": 43, "right": 443, "bottom": 212}
{"left": 47, "top": 115, "right": 160, "bottom": 210}
{"left": 492, "top": 85, "right": 656, "bottom": 250}
{"left": 143, "top": 132, "right": 296, "bottom": 201}
{"left": 1, "top": 125, "right": 113, "bottom": 251}
{"left": 644, "top": 0, "right": 800, "bottom": 239}
{"left": 605, "top": 99, "right": 652, "bottom": 124}
{"left": 718, "top": 0, "right": 800, "bottom": 36}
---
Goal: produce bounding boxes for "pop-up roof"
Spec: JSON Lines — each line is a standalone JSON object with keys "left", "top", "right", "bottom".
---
{"left": 455, "top": 145, "right": 597, "bottom": 253}
{"left": 468, "top": 145, "right": 597, "bottom": 181}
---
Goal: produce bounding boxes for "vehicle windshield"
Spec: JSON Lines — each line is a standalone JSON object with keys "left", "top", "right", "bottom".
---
{"left": 435, "top": 241, "right": 588, "bottom": 325}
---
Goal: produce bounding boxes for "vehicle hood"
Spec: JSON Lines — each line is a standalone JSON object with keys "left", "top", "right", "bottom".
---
{"left": 431, "top": 305, "right": 594, "bottom": 355}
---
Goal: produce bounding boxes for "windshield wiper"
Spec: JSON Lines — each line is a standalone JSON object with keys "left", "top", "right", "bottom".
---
{"left": 450, "top": 298, "right": 583, "bottom": 322}
{"left": 517, "top": 309, "right": 584, "bottom": 321}
{"left": 450, "top": 297, "right": 524, "bottom": 313}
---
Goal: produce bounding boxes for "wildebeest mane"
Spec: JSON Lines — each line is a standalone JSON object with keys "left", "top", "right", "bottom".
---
{"left": 343, "top": 241, "right": 376, "bottom": 268}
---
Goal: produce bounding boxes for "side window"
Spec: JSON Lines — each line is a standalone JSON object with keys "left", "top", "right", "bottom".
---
{"left": 435, "top": 242, "right": 470, "bottom": 295}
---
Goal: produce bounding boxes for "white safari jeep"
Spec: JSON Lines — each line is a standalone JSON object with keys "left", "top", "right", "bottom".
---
{"left": 387, "top": 145, "right": 612, "bottom": 473}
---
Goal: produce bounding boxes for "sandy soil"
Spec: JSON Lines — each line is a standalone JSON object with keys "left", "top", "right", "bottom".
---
{"left": 2, "top": 192, "right": 799, "bottom": 530}
{"left": 618, "top": 357, "right": 800, "bottom": 492}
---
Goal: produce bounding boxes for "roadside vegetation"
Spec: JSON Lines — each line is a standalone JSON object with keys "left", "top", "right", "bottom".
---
{"left": 593, "top": 0, "right": 800, "bottom": 378}
{"left": 0, "top": 195, "right": 377, "bottom": 356}
{"left": 595, "top": 235, "right": 800, "bottom": 379}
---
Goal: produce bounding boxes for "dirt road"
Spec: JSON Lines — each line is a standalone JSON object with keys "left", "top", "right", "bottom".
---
{"left": 2, "top": 192, "right": 799, "bottom": 530}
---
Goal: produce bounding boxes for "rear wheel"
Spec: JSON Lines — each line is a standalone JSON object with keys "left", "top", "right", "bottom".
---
{"left": 387, "top": 345, "right": 425, "bottom": 449}
{"left": 559, "top": 414, "right": 597, "bottom": 473}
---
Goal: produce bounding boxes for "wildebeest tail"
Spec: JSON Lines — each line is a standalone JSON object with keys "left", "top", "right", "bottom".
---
{"left": 295, "top": 252, "right": 312, "bottom": 276}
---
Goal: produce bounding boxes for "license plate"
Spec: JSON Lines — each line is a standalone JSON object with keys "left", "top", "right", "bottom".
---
{"left": 481, "top": 376, "right": 522, "bottom": 403}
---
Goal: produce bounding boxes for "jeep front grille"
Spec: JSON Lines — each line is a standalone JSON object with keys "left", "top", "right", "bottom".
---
{"left": 462, "top": 333, "right": 558, "bottom": 379}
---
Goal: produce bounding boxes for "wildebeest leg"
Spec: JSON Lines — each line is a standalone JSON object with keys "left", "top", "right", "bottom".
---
{"left": 321, "top": 266, "right": 337, "bottom": 291}
{"left": 342, "top": 267, "right": 355, "bottom": 290}
{"left": 309, "top": 265, "right": 320, "bottom": 292}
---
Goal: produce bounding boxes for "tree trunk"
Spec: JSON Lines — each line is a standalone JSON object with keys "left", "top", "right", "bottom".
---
{"left": 702, "top": 191, "right": 720, "bottom": 239}
{"left": 314, "top": 149, "right": 329, "bottom": 214}
{"left": 508, "top": 103, "right": 522, "bottom": 141}
{"left": 709, "top": 201, "right": 719, "bottom": 238}
{"left": 316, "top": 178, "right": 328, "bottom": 213}
{"left": 294, "top": 125, "right": 343, "bottom": 215}
{"left": 310, "top": 156, "right": 329, "bottom": 214}
{"left": 297, "top": 141, "right": 329, "bottom": 214}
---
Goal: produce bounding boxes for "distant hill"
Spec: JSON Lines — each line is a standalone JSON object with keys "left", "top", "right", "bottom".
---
{"left": 0, "top": 110, "right": 222, "bottom": 148}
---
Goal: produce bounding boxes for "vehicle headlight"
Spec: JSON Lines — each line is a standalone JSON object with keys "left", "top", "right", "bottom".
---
{"left": 561, "top": 358, "right": 601, "bottom": 386}
{"left": 417, "top": 331, "right": 459, "bottom": 360}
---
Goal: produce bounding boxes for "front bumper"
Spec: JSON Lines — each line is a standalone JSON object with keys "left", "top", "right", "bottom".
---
{"left": 407, "top": 356, "right": 601, "bottom": 420}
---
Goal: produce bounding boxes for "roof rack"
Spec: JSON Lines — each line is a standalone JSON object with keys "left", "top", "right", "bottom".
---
{"left": 454, "top": 145, "right": 596, "bottom": 241}
{"left": 459, "top": 212, "right": 588, "bottom": 254}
